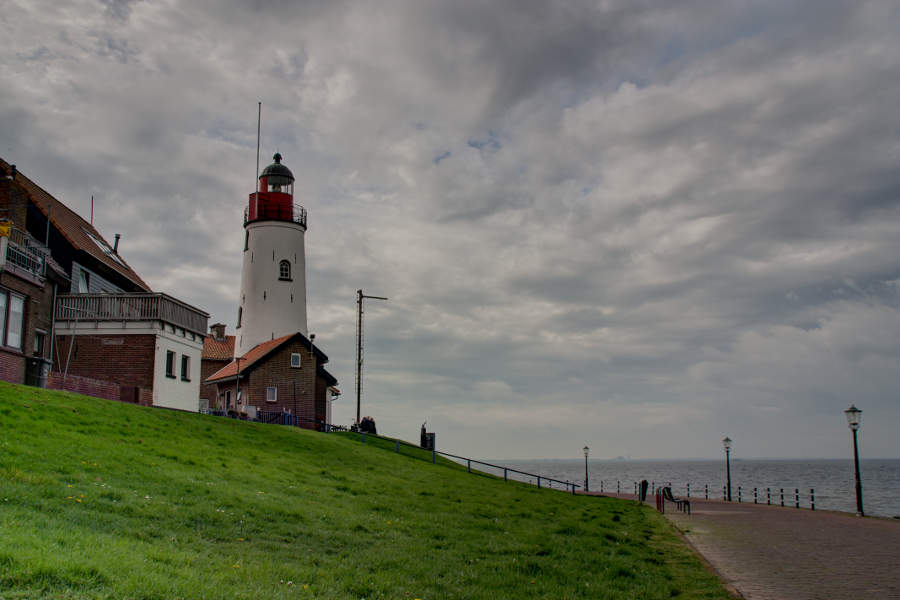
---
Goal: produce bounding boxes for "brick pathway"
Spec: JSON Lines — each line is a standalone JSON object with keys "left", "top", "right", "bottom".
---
{"left": 620, "top": 493, "right": 900, "bottom": 599}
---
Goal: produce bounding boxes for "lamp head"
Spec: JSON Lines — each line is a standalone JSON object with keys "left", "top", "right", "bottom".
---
{"left": 844, "top": 405, "right": 862, "bottom": 431}
{"left": 722, "top": 436, "right": 732, "bottom": 452}
{"left": 583, "top": 446, "right": 589, "bottom": 458}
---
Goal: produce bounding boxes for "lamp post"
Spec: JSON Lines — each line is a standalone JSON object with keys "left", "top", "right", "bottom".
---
{"left": 844, "top": 404, "right": 864, "bottom": 517}
{"left": 583, "top": 446, "right": 590, "bottom": 493}
{"left": 722, "top": 437, "right": 732, "bottom": 502}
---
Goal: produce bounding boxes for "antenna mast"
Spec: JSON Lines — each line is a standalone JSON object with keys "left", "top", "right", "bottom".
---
{"left": 356, "top": 289, "right": 388, "bottom": 425}
{"left": 256, "top": 102, "right": 261, "bottom": 182}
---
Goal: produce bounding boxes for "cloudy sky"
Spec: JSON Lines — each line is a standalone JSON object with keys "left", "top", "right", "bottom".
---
{"left": 2, "top": 0, "right": 899, "bottom": 459}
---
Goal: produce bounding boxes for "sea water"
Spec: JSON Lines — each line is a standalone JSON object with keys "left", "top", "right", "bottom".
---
{"left": 486, "top": 458, "right": 900, "bottom": 518}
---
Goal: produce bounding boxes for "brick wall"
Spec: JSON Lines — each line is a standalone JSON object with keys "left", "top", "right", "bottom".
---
{"left": 0, "top": 348, "right": 25, "bottom": 383}
{"left": 0, "top": 271, "right": 55, "bottom": 361}
{"left": 247, "top": 340, "right": 319, "bottom": 428}
{"left": 52, "top": 334, "right": 156, "bottom": 390}
{"left": 0, "top": 175, "right": 30, "bottom": 231}
{"left": 46, "top": 371, "right": 120, "bottom": 401}
{"left": 200, "top": 357, "right": 229, "bottom": 409}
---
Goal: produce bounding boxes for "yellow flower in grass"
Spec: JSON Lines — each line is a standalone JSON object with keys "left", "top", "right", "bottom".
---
{"left": 232, "top": 564, "right": 240, "bottom": 569}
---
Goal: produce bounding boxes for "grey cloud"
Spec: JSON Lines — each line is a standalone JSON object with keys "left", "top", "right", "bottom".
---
{"left": 2, "top": 0, "right": 899, "bottom": 459}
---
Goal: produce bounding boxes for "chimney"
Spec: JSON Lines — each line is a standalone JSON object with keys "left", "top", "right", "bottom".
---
{"left": 210, "top": 323, "right": 226, "bottom": 341}
{"left": 113, "top": 233, "right": 121, "bottom": 253}
{"left": 7, "top": 165, "right": 15, "bottom": 181}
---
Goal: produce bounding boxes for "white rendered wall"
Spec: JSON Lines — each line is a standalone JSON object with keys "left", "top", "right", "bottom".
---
{"left": 153, "top": 327, "right": 205, "bottom": 412}
{"left": 54, "top": 321, "right": 204, "bottom": 412}
{"left": 236, "top": 220, "right": 307, "bottom": 355}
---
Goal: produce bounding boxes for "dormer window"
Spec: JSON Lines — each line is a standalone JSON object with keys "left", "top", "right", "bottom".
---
{"left": 279, "top": 260, "right": 291, "bottom": 281}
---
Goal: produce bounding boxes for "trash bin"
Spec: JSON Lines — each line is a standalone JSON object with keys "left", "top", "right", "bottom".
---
{"left": 25, "top": 357, "right": 52, "bottom": 388}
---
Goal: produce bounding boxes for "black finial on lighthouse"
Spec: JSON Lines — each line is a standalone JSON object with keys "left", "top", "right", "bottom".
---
{"left": 273, "top": 152, "right": 282, "bottom": 164}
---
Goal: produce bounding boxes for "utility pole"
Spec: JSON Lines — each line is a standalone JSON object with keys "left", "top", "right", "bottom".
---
{"left": 356, "top": 289, "right": 387, "bottom": 425}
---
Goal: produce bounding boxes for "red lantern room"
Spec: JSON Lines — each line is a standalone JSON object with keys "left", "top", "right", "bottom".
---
{"left": 245, "top": 153, "right": 307, "bottom": 228}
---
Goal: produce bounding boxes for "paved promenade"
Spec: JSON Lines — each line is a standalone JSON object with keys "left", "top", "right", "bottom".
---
{"left": 604, "top": 492, "right": 900, "bottom": 599}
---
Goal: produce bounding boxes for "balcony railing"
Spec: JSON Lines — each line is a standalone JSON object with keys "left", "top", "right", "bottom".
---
{"left": 55, "top": 293, "right": 209, "bottom": 336}
{"left": 6, "top": 243, "right": 46, "bottom": 277}
{"left": 3, "top": 226, "right": 49, "bottom": 278}
{"left": 244, "top": 196, "right": 307, "bottom": 228}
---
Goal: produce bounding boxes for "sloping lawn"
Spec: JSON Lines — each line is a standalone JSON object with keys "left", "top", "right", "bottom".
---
{"left": 0, "top": 382, "right": 730, "bottom": 599}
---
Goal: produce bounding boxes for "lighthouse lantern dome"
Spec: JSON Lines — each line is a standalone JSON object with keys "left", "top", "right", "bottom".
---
{"left": 260, "top": 152, "right": 294, "bottom": 194}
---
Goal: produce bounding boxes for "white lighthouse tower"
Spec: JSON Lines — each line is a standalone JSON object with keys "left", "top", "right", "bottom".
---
{"left": 235, "top": 152, "right": 308, "bottom": 355}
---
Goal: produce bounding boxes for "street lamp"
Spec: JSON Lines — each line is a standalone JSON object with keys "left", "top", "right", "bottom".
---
{"left": 844, "top": 404, "right": 864, "bottom": 517}
{"left": 583, "top": 446, "right": 590, "bottom": 493}
{"left": 722, "top": 436, "right": 732, "bottom": 502}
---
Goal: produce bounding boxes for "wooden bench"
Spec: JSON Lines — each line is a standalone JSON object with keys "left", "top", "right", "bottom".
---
{"left": 661, "top": 486, "right": 691, "bottom": 515}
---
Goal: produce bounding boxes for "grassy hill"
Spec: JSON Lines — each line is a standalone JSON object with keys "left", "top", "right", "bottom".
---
{"left": 0, "top": 382, "right": 730, "bottom": 599}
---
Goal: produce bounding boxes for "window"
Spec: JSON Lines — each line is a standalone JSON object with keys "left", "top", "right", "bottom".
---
{"left": 34, "top": 330, "right": 45, "bottom": 356}
{"left": 279, "top": 260, "right": 291, "bottom": 281}
{"left": 224, "top": 390, "right": 231, "bottom": 410}
{"left": 180, "top": 355, "right": 190, "bottom": 381}
{"left": 7, "top": 295, "right": 23, "bottom": 350}
{"left": 0, "top": 293, "right": 7, "bottom": 346}
{"left": 290, "top": 353, "right": 301, "bottom": 368}
{"left": 266, "top": 386, "right": 277, "bottom": 403}
{"left": 0, "top": 291, "right": 24, "bottom": 350}
{"left": 165, "top": 350, "right": 176, "bottom": 378}
{"left": 78, "top": 269, "right": 90, "bottom": 293}
{"left": 244, "top": 231, "right": 249, "bottom": 251}
{"left": 237, "top": 307, "right": 242, "bottom": 328}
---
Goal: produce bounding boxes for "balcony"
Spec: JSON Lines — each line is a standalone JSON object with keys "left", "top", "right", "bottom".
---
{"left": 55, "top": 293, "right": 209, "bottom": 336}
{"left": 244, "top": 194, "right": 307, "bottom": 228}
{"left": 3, "top": 226, "right": 48, "bottom": 278}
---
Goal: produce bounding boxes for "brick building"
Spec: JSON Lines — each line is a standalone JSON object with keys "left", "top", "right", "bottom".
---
{"left": 0, "top": 157, "right": 208, "bottom": 410}
{"left": 206, "top": 332, "right": 338, "bottom": 427}
{"left": 200, "top": 322, "right": 235, "bottom": 410}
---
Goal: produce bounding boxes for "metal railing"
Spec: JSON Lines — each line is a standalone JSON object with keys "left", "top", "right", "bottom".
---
{"left": 4, "top": 225, "right": 48, "bottom": 277}
{"left": 244, "top": 196, "right": 307, "bottom": 228}
{"left": 6, "top": 242, "right": 45, "bottom": 276}
{"left": 55, "top": 293, "right": 209, "bottom": 335}
{"left": 599, "top": 479, "right": 818, "bottom": 511}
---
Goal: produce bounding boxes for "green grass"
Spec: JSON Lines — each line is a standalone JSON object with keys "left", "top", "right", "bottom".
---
{"left": 0, "top": 382, "right": 730, "bottom": 599}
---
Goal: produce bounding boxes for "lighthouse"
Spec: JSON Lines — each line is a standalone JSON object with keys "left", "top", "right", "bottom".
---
{"left": 235, "top": 152, "right": 308, "bottom": 355}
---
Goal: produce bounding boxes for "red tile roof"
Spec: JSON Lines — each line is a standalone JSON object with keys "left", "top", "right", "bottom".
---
{"left": 202, "top": 334, "right": 235, "bottom": 360}
{"left": 0, "top": 157, "right": 151, "bottom": 291}
{"left": 206, "top": 333, "right": 296, "bottom": 382}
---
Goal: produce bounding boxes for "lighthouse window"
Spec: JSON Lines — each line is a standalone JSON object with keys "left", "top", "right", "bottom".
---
{"left": 279, "top": 260, "right": 292, "bottom": 281}
{"left": 244, "top": 231, "right": 249, "bottom": 251}
{"left": 237, "top": 307, "right": 242, "bottom": 328}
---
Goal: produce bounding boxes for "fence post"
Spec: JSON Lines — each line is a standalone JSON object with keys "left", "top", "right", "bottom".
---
{"left": 705, "top": 484, "right": 709, "bottom": 500}
{"left": 504, "top": 468, "right": 508, "bottom": 482}
{"left": 723, "top": 485, "right": 726, "bottom": 501}
{"left": 617, "top": 480, "right": 621, "bottom": 494}
{"left": 794, "top": 488, "right": 799, "bottom": 509}
{"left": 432, "top": 449, "right": 436, "bottom": 464}
{"left": 686, "top": 483, "right": 690, "bottom": 498}
{"left": 537, "top": 476, "right": 541, "bottom": 489}
{"left": 600, "top": 480, "right": 603, "bottom": 493}
{"left": 467, "top": 459, "right": 471, "bottom": 473}
{"left": 780, "top": 488, "right": 784, "bottom": 507}
{"left": 738, "top": 486, "right": 742, "bottom": 503}
{"left": 811, "top": 489, "right": 815, "bottom": 511}
{"left": 754, "top": 487, "right": 758, "bottom": 504}
{"left": 395, "top": 439, "right": 399, "bottom": 453}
